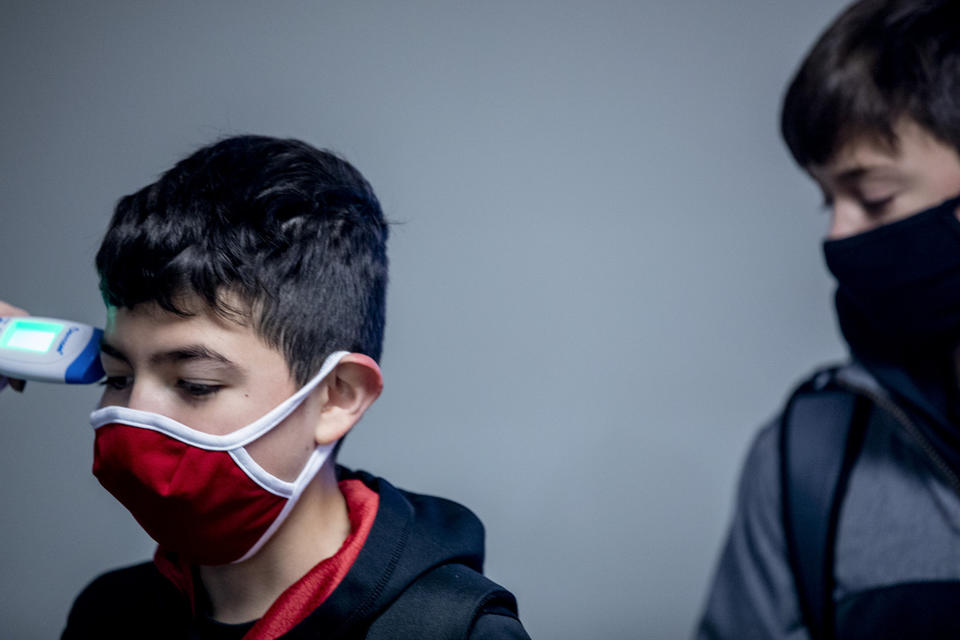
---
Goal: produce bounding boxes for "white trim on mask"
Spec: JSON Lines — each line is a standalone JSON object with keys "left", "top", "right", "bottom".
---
{"left": 227, "top": 449, "right": 295, "bottom": 497}
{"left": 89, "top": 351, "right": 349, "bottom": 450}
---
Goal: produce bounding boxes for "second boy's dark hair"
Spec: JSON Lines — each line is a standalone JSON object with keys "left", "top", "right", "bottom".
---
{"left": 95, "top": 135, "right": 388, "bottom": 385}
{"left": 781, "top": 0, "right": 960, "bottom": 167}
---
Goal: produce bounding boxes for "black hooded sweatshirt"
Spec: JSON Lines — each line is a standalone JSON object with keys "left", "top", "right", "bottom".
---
{"left": 62, "top": 469, "right": 529, "bottom": 639}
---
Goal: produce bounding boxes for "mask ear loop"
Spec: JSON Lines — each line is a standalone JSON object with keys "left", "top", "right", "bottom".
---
{"left": 224, "top": 350, "right": 352, "bottom": 562}
{"left": 231, "top": 441, "right": 338, "bottom": 563}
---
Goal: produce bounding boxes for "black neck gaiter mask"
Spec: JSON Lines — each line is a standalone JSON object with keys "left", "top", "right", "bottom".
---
{"left": 824, "top": 194, "right": 960, "bottom": 361}
{"left": 823, "top": 194, "right": 960, "bottom": 473}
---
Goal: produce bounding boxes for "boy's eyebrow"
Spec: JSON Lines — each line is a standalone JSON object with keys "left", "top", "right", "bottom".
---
{"left": 836, "top": 167, "right": 869, "bottom": 182}
{"left": 834, "top": 164, "right": 903, "bottom": 184}
{"left": 99, "top": 341, "right": 129, "bottom": 364}
{"left": 99, "top": 340, "right": 241, "bottom": 371}
{"left": 150, "top": 345, "right": 239, "bottom": 369}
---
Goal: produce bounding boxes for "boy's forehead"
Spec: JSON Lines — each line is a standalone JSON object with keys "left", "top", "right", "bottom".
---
{"left": 808, "top": 143, "right": 892, "bottom": 187}
{"left": 817, "top": 131, "right": 900, "bottom": 172}
{"left": 104, "top": 298, "right": 252, "bottom": 353}
{"left": 808, "top": 119, "right": 948, "bottom": 180}
{"left": 102, "top": 302, "right": 294, "bottom": 378}
{"left": 106, "top": 291, "right": 250, "bottom": 329}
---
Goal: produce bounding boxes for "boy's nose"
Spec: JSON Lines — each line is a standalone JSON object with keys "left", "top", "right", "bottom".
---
{"left": 827, "top": 202, "right": 871, "bottom": 240}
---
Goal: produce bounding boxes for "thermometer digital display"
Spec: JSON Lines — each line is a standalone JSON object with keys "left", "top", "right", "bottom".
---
{"left": 0, "top": 317, "right": 104, "bottom": 384}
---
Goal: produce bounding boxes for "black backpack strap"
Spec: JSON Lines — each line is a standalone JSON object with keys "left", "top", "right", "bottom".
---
{"left": 365, "top": 563, "right": 518, "bottom": 640}
{"left": 779, "top": 374, "right": 871, "bottom": 640}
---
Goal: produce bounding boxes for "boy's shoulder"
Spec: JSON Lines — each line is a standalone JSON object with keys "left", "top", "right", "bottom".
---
{"left": 336, "top": 468, "right": 530, "bottom": 637}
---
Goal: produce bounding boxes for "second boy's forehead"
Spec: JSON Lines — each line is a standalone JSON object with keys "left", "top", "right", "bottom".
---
{"left": 808, "top": 119, "right": 960, "bottom": 188}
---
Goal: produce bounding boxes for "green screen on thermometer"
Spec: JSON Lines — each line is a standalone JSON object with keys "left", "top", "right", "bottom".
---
{"left": 0, "top": 320, "right": 63, "bottom": 353}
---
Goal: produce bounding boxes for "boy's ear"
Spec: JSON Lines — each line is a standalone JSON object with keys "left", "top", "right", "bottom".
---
{"left": 314, "top": 353, "right": 383, "bottom": 446}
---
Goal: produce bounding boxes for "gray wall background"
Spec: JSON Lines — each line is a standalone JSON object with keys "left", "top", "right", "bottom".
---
{"left": 0, "top": 1, "right": 848, "bottom": 638}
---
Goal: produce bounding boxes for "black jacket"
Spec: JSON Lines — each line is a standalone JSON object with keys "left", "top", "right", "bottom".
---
{"left": 63, "top": 469, "right": 530, "bottom": 639}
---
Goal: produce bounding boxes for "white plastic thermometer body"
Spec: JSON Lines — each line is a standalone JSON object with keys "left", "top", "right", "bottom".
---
{"left": 0, "top": 316, "right": 104, "bottom": 384}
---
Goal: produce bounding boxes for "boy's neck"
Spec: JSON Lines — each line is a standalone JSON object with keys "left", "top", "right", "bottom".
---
{"left": 198, "top": 465, "right": 352, "bottom": 624}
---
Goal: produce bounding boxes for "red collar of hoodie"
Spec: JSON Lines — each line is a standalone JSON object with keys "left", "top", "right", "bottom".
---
{"left": 154, "top": 478, "right": 380, "bottom": 639}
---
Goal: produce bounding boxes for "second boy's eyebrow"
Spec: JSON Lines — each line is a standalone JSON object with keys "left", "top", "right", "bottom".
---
{"left": 835, "top": 167, "right": 869, "bottom": 183}
{"left": 835, "top": 164, "right": 905, "bottom": 184}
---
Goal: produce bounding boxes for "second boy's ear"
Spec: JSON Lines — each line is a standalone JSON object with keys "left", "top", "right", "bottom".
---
{"left": 313, "top": 354, "right": 383, "bottom": 445}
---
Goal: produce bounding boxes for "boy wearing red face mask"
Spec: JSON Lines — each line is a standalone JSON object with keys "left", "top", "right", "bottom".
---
{"left": 698, "top": 1, "right": 960, "bottom": 638}
{"left": 53, "top": 136, "right": 529, "bottom": 639}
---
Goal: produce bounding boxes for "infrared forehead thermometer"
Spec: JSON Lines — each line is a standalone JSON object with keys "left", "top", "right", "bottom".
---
{"left": 0, "top": 317, "right": 104, "bottom": 384}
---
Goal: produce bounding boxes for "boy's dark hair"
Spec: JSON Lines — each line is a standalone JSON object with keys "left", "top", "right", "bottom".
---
{"left": 781, "top": 0, "right": 960, "bottom": 167}
{"left": 96, "top": 135, "right": 388, "bottom": 385}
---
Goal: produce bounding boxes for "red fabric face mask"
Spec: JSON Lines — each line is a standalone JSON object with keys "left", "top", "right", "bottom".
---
{"left": 89, "top": 351, "right": 349, "bottom": 565}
